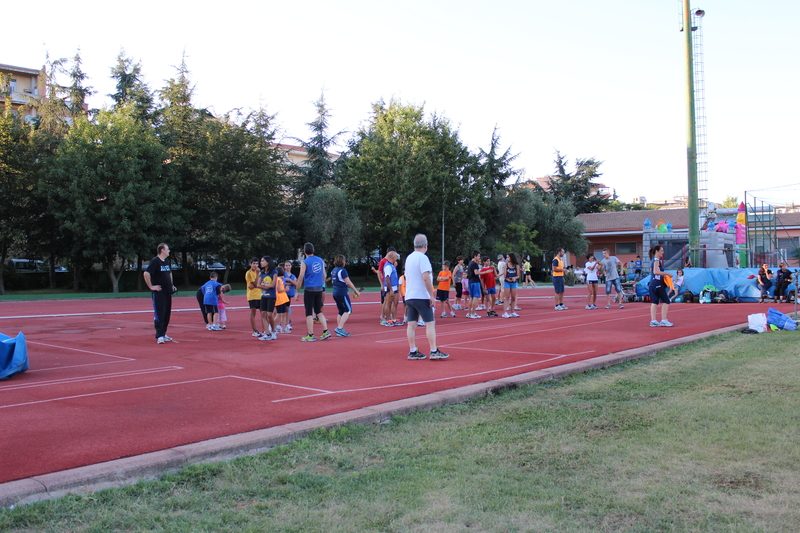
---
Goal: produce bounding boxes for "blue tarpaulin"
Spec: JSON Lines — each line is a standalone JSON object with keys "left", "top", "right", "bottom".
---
{"left": 634, "top": 268, "right": 797, "bottom": 302}
{"left": 0, "top": 332, "right": 29, "bottom": 380}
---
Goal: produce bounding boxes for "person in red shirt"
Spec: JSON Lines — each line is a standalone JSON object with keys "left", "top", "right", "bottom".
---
{"left": 479, "top": 255, "right": 499, "bottom": 317}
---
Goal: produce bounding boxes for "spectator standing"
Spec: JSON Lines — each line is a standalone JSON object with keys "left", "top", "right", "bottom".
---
{"left": 405, "top": 234, "right": 449, "bottom": 360}
{"left": 143, "top": 243, "right": 176, "bottom": 344}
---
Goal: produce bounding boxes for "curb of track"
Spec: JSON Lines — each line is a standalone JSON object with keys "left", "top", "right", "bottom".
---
{"left": 0, "top": 323, "right": 745, "bottom": 508}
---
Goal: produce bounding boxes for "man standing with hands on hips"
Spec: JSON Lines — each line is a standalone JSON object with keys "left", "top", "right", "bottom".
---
{"left": 143, "top": 243, "right": 176, "bottom": 344}
{"left": 405, "top": 234, "right": 449, "bottom": 360}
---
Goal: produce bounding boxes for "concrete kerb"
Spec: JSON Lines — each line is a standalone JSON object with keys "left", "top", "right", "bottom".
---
{"left": 0, "top": 322, "right": 746, "bottom": 508}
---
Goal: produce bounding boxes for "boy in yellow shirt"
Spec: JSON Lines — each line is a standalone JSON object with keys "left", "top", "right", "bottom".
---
{"left": 436, "top": 260, "right": 457, "bottom": 318}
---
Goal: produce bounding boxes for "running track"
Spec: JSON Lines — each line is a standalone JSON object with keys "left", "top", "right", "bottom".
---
{"left": 0, "top": 288, "right": 757, "bottom": 485}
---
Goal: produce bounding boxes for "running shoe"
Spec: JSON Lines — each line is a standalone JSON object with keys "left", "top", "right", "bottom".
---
{"left": 408, "top": 350, "right": 426, "bottom": 360}
{"left": 336, "top": 328, "right": 350, "bottom": 337}
{"left": 157, "top": 336, "right": 165, "bottom": 344}
{"left": 511, "top": 312, "right": 520, "bottom": 317}
{"left": 514, "top": 306, "right": 522, "bottom": 311}
{"left": 450, "top": 312, "right": 457, "bottom": 318}
{"left": 585, "top": 305, "right": 592, "bottom": 310}
{"left": 380, "top": 319, "right": 389, "bottom": 326}
{"left": 271, "top": 332, "right": 278, "bottom": 340}
{"left": 319, "top": 330, "right": 332, "bottom": 340}
{"left": 258, "top": 333, "right": 272, "bottom": 341}
{"left": 660, "top": 320, "right": 674, "bottom": 327}
{"left": 300, "top": 334, "right": 316, "bottom": 342}
{"left": 163, "top": 336, "right": 173, "bottom": 342}
{"left": 430, "top": 349, "right": 450, "bottom": 360}
{"left": 619, "top": 304, "right": 625, "bottom": 309}
{"left": 605, "top": 305, "right": 612, "bottom": 309}
{"left": 252, "top": 331, "right": 261, "bottom": 337}
{"left": 561, "top": 305, "right": 569, "bottom": 310}
{"left": 275, "top": 325, "right": 283, "bottom": 333}
{"left": 502, "top": 312, "right": 511, "bottom": 318}
{"left": 417, "top": 319, "right": 425, "bottom": 326}
{"left": 440, "top": 313, "right": 447, "bottom": 318}
{"left": 476, "top": 304, "right": 486, "bottom": 311}
{"left": 649, "top": 320, "right": 661, "bottom": 327}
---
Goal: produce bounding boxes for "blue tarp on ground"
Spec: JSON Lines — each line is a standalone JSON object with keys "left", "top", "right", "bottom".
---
{"left": 634, "top": 268, "right": 798, "bottom": 302}
{"left": 0, "top": 332, "right": 29, "bottom": 380}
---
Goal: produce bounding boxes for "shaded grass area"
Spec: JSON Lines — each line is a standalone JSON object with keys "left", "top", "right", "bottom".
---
{"left": 3, "top": 332, "right": 799, "bottom": 532}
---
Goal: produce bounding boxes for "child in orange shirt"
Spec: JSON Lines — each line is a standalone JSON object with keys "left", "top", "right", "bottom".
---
{"left": 437, "top": 260, "right": 457, "bottom": 318}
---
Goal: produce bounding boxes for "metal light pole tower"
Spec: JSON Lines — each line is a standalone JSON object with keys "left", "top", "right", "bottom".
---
{"left": 682, "top": 0, "right": 700, "bottom": 266}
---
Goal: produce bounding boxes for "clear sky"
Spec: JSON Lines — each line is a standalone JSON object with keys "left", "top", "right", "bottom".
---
{"left": 6, "top": 0, "right": 799, "bottom": 205}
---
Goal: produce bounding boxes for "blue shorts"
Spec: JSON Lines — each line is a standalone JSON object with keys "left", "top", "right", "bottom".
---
{"left": 333, "top": 293, "right": 352, "bottom": 316}
{"left": 505, "top": 282, "right": 518, "bottom": 290}
{"left": 553, "top": 276, "right": 565, "bottom": 294}
{"left": 469, "top": 282, "right": 482, "bottom": 298}
{"left": 486, "top": 287, "right": 497, "bottom": 295}
{"left": 649, "top": 283, "right": 670, "bottom": 305}
{"left": 605, "top": 278, "right": 623, "bottom": 294}
{"left": 406, "top": 298, "right": 434, "bottom": 323}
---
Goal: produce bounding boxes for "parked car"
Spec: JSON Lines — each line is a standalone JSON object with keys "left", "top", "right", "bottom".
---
{"left": 7, "top": 259, "right": 38, "bottom": 273}
{"left": 35, "top": 260, "right": 68, "bottom": 273}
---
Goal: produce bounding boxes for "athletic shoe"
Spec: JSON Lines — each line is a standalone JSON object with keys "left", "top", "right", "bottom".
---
{"left": 206, "top": 324, "right": 214, "bottom": 331}
{"left": 591, "top": 305, "right": 599, "bottom": 309}
{"left": 319, "top": 330, "right": 331, "bottom": 341}
{"left": 453, "top": 304, "right": 462, "bottom": 310}
{"left": 451, "top": 312, "right": 457, "bottom": 318}
{"left": 383, "top": 320, "right": 395, "bottom": 327}
{"left": 271, "top": 332, "right": 278, "bottom": 340}
{"left": 258, "top": 333, "right": 272, "bottom": 341}
{"left": 468, "top": 314, "right": 481, "bottom": 319}
{"left": 561, "top": 305, "right": 568, "bottom": 310}
{"left": 514, "top": 306, "right": 522, "bottom": 311}
{"left": 220, "top": 325, "right": 226, "bottom": 330}
{"left": 157, "top": 336, "right": 166, "bottom": 344}
{"left": 605, "top": 305, "right": 611, "bottom": 309}
{"left": 275, "top": 326, "right": 283, "bottom": 333}
{"left": 649, "top": 320, "right": 661, "bottom": 327}
{"left": 163, "top": 335, "right": 173, "bottom": 342}
{"left": 441, "top": 313, "right": 447, "bottom": 318}
{"left": 286, "top": 325, "right": 293, "bottom": 332}
{"left": 476, "top": 304, "right": 486, "bottom": 311}
{"left": 336, "top": 328, "right": 350, "bottom": 337}
{"left": 408, "top": 350, "right": 426, "bottom": 360}
{"left": 313, "top": 317, "right": 321, "bottom": 324}
{"left": 660, "top": 320, "right": 674, "bottom": 327}
{"left": 511, "top": 312, "right": 520, "bottom": 317}
{"left": 502, "top": 312, "right": 511, "bottom": 318}
{"left": 585, "top": 305, "right": 592, "bottom": 310}
{"left": 301, "top": 334, "right": 316, "bottom": 342}
{"left": 380, "top": 319, "right": 389, "bottom": 326}
{"left": 417, "top": 319, "right": 425, "bottom": 326}
{"left": 619, "top": 304, "right": 625, "bottom": 309}
{"left": 430, "top": 349, "right": 450, "bottom": 360}
{"left": 252, "top": 331, "right": 261, "bottom": 337}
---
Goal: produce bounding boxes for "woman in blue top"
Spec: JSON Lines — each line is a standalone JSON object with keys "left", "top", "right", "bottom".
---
{"left": 648, "top": 245, "right": 673, "bottom": 328}
{"left": 503, "top": 252, "right": 520, "bottom": 318}
{"left": 331, "top": 254, "right": 361, "bottom": 337}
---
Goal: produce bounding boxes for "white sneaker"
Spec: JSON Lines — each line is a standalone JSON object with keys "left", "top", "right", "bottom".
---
{"left": 585, "top": 305, "right": 592, "bottom": 310}
{"left": 258, "top": 333, "right": 272, "bottom": 341}
{"left": 271, "top": 332, "right": 279, "bottom": 340}
{"left": 275, "top": 325, "right": 283, "bottom": 333}
{"left": 451, "top": 312, "right": 457, "bottom": 318}
{"left": 252, "top": 331, "right": 261, "bottom": 337}
{"left": 163, "top": 335, "right": 173, "bottom": 342}
{"left": 660, "top": 320, "right": 674, "bottom": 327}
{"left": 417, "top": 319, "right": 425, "bottom": 326}
{"left": 561, "top": 305, "right": 569, "bottom": 310}
{"left": 514, "top": 306, "right": 522, "bottom": 311}
{"left": 441, "top": 313, "right": 447, "bottom": 318}
{"left": 157, "top": 336, "right": 166, "bottom": 344}
{"left": 476, "top": 305, "right": 486, "bottom": 311}
{"left": 511, "top": 312, "right": 520, "bottom": 317}
{"left": 286, "top": 325, "right": 293, "bottom": 332}
{"left": 649, "top": 320, "right": 661, "bottom": 327}
{"left": 619, "top": 304, "right": 625, "bottom": 309}
{"left": 502, "top": 312, "right": 511, "bottom": 318}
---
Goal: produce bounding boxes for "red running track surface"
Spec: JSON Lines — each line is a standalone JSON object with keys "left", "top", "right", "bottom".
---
{"left": 0, "top": 288, "right": 755, "bottom": 483}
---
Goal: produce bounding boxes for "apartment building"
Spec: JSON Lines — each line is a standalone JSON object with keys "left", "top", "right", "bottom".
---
{"left": 0, "top": 63, "right": 43, "bottom": 120}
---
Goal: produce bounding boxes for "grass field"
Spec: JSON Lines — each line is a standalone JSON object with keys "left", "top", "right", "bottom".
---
{"left": 2, "top": 330, "right": 799, "bottom": 532}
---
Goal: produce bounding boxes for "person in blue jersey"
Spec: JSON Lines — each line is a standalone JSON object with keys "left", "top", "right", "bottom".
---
{"left": 648, "top": 244, "right": 673, "bottom": 327}
{"left": 295, "top": 242, "right": 331, "bottom": 341}
{"left": 331, "top": 254, "right": 361, "bottom": 337}
{"left": 282, "top": 260, "right": 297, "bottom": 332}
{"left": 405, "top": 234, "right": 449, "bottom": 361}
{"left": 200, "top": 271, "right": 223, "bottom": 330}
{"left": 143, "top": 243, "right": 176, "bottom": 344}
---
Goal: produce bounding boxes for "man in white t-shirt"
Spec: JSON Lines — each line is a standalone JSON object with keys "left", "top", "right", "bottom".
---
{"left": 404, "top": 234, "right": 449, "bottom": 361}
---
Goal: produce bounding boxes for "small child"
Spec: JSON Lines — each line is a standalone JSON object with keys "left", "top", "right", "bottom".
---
{"left": 218, "top": 284, "right": 232, "bottom": 329}
{"left": 460, "top": 269, "right": 469, "bottom": 307}
{"left": 200, "top": 272, "right": 222, "bottom": 330}
{"left": 436, "top": 260, "right": 456, "bottom": 318}
{"left": 670, "top": 269, "right": 684, "bottom": 301}
{"left": 479, "top": 256, "right": 499, "bottom": 317}
{"left": 398, "top": 274, "right": 408, "bottom": 325}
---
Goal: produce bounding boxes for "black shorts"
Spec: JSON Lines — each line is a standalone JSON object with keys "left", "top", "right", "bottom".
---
{"left": 260, "top": 297, "right": 276, "bottom": 313}
{"left": 436, "top": 289, "right": 450, "bottom": 302}
{"left": 304, "top": 290, "right": 324, "bottom": 317}
{"left": 248, "top": 299, "right": 261, "bottom": 310}
{"left": 202, "top": 304, "right": 219, "bottom": 315}
{"left": 276, "top": 303, "right": 288, "bottom": 314}
{"left": 649, "top": 283, "right": 670, "bottom": 305}
{"left": 455, "top": 283, "right": 462, "bottom": 298}
{"left": 406, "top": 299, "right": 434, "bottom": 323}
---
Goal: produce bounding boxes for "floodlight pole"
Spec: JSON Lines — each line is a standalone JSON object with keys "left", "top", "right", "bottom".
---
{"left": 683, "top": 0, "right": 700, "bottom": 267}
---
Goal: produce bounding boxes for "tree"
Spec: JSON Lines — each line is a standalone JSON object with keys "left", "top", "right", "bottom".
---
{"left": 109, "top": 50, "right": 155, "bottom": 124}
{"left": 338, "top": 99, "right": 481, "bottom": 260}
{"left": 44, "top": 107, "right": 185, "bottom": 292}
{"left": 303, "top": 184, "right": 364, "bottom": 262}
{"left": 542, "top": 151, "right": 610, "bottom": 214}
{"left": 720, "top": 196, "right": 738, "bottom": 209}
{"left": 291, "top": 91, "right": 341, "bottom": 203}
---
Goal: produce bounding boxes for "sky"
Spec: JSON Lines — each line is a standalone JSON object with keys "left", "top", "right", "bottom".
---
{"left": 6, "top": 0, "right": 799, "bottom": 205}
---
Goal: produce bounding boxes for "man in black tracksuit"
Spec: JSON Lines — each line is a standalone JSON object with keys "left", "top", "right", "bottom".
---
{"left": 143, "top": 243, "right": 175, "bottom": 344}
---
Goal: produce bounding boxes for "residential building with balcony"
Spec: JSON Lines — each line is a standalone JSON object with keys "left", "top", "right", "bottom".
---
{"left": 0, "top": 63, "right": 43, "bottom": 121}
